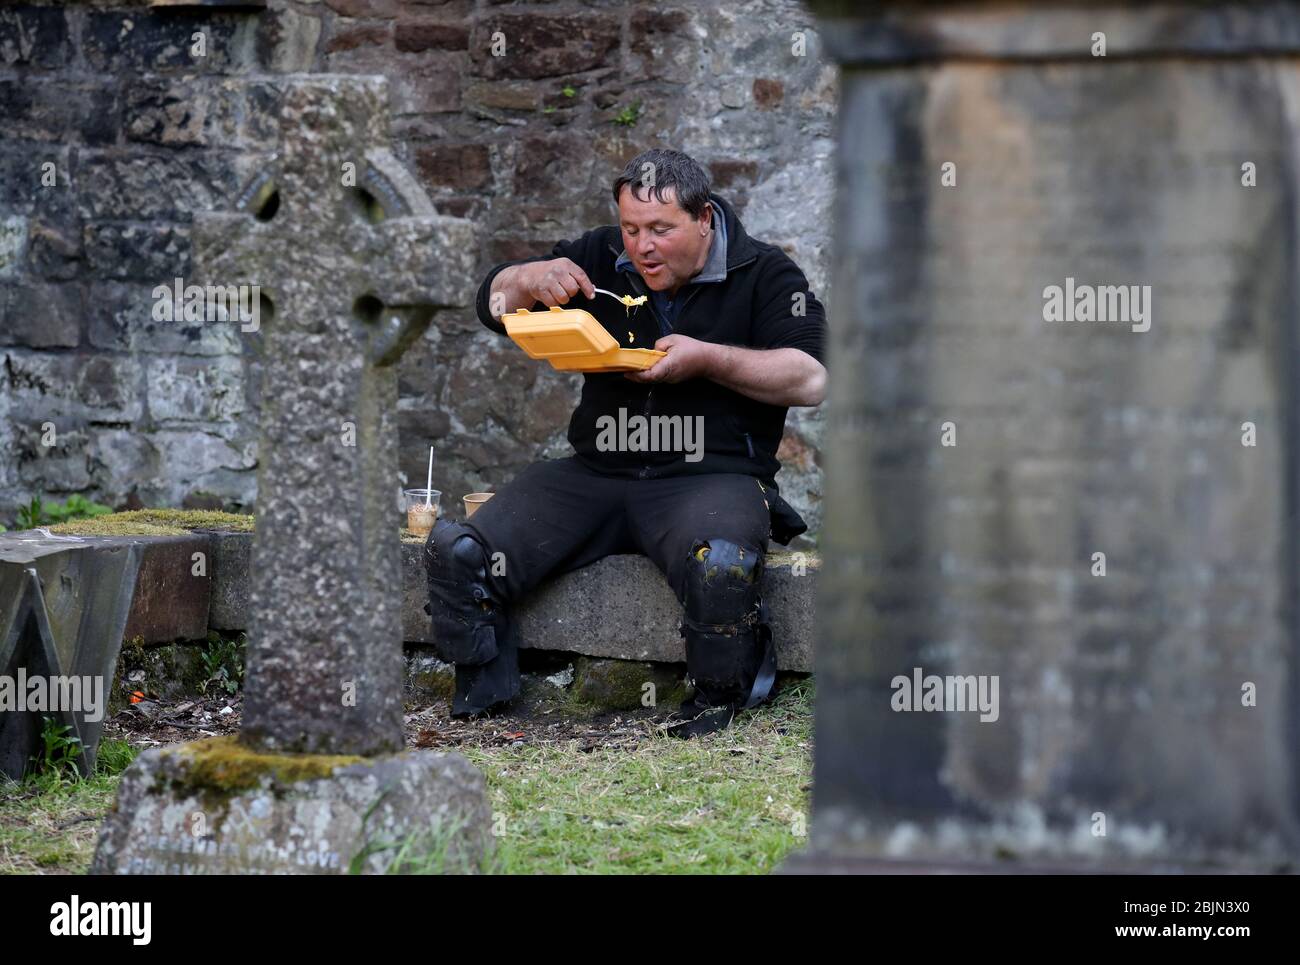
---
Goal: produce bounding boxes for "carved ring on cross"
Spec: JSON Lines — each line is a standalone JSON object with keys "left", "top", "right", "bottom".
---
{"left": 230, "top": 150, "right": 440, "bottom": 366}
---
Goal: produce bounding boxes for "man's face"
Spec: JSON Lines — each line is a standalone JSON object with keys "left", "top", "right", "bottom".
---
{"left": 617, "top": 184, "right": 712, "bottom": 292}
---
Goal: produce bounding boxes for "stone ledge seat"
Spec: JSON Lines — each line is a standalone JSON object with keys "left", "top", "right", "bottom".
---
{"left": 5, "top": 526, "right": 818, "bottom": 673}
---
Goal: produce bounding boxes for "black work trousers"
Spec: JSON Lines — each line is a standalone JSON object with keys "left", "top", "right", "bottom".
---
{"left": 423, "top": 455, "right": 774, "bottom": 715}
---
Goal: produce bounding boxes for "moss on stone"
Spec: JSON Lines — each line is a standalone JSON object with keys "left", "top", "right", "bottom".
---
{"left": 410, "top": 668, "right": 456, "bottom": 702}
{"left": 48, "top": 509, "right": 254, "bottom": 537}
{"left": 56, "top": 520, "right": 190, "bottom": 536}
{"left": 109, "top": 636, "right": 150, "bottom": 716}
{"left": 566, "top": 656, "right": 689, "bottom": 714}
{"left": 163, "top": 735, "right": 364, "bottom": 797}
{"left": 108, "top": 639, "right": 225, "bottom": 715}
{"left": 120, "top": 635, "right": 147, "bottom": 668}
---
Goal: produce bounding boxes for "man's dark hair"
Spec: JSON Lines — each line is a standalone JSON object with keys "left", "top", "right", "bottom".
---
{"left": 612, "top": 149, "right": 712, "bottom": 220}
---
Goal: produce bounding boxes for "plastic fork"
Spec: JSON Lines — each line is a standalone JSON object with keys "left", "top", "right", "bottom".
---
{"left": 593, "top": 287, "right": 648, "bottom": 308}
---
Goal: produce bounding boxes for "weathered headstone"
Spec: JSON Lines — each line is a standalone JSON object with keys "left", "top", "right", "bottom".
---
{"left": 93, "top": 75, "right": 491, "bottom": 874}
{"left": 0, "top": 533, "right": 141, "bottom": 779}
{"left": 201, "top": 77, "right": 477, "bottom": 757}
{"left": 792, "top": 2, "right": 1300, "bottom": 871}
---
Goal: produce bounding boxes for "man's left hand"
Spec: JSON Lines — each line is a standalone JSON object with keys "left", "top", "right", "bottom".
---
{"left": 624, "top": 334, "right": 714, "bottom": 384}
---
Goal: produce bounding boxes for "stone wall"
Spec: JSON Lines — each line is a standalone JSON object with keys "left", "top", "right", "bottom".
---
{"left": 0, "top": 0, "right": 835, "bottom": 545}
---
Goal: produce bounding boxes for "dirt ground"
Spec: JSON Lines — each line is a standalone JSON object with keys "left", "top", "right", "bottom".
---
{"left": 102, "top": 674, "right": 720, "bottom": 756}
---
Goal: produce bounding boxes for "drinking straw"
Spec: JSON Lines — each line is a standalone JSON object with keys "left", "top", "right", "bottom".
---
{"left": 425, "top": 446, "right": 434, "bottom": 508}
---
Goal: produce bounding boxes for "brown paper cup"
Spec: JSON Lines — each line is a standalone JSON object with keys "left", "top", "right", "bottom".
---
{"left": 463, "top": 492, "right": 494, "bottom": 518}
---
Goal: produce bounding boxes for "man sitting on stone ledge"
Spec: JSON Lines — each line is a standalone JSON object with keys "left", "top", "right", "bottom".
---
{"left": 425, "top": 148, "right": 827, "bottom": 738}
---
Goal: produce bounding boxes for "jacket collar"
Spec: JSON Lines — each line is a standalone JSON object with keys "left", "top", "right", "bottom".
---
{"left": 606, "top": 192, "right": 757, "bottom": 275}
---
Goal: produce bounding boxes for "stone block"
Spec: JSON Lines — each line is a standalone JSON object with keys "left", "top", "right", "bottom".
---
{"left": 253, "top": 4, "right": 321, "bottom": 72}
{"left": 395, "top": 21, "right": 469, "bottom": 53}
{"left": 324, "top": 0, "right": 399, "bottom": 18}
{"left": 146, "top": 355, "right": 246, "bottom": 424}
{"left": 0, "top": 79, "right": 118, "bottom": 145}
{"left": 4, "top": 351, "right": 144, "bottom": 423}
{"left": 463, "top": 80, "right": 538, "bottom": 112}
{"left": 568, "top": 655, "right": 689, "bottom": 712}
{"left": 399, "top": 542, "right": 817, "bottom": 672}
{"left": 627, "top": 7, "right": 695, "bottom": 83}
{"left": 325, "top": 22, "right": 392, "bottom": 55}
{"left": 86, "top": 282, "right": 245, "bottom": 355}
{"left": 0, "top": 215, "right": 27, "bottom": 279}
{"left": 13, "top": 424, "right": 93, "bottom": 493}
{"left": 26, "top": 220, "right": 83, "bottom": 281}
{"left": 125, "top": 81, "right": 218, "bottom": 146}
{"left": 415, "top": 143, "right": 490, "bottom": 190}
{"left": 0, "top": 6, "right": 70, "bottom": 68}
{"left": 83, "top": 11, "right": 248, "bottom": 74}
{"left": 84, "top": 223, "right": 190, "bottom": 281}
{"left": 91, "top": 737, "right": 491, "bottom": 874}
{"left": 470, "top": 13, "right": 620, "bottom": 80}
{"left": 76, "top": 154, "right": 239, "bottom": 222}
{"left": 0, "top": 283, "right": 82, "bottom": 348}
{"left": 208, "top": 531, "right": 251, "bottom": 631}
{"left": 5, "top": 162, "right": 77, "bottom": 225}
{"left": 122, "top": 535, "right": 213, "bottom": 645}
{"left": 511, "top": 134, "right": 591, "bottom": 200}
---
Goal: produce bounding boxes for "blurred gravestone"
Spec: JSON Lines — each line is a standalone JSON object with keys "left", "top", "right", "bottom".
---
{"left": 93, "top": 76, "right": 491, "bottom": 874}
{"left": 0, "top": 534, "right": 140, "bottom": 779}
{"left": 792, "top": 1, "right": 1300, "bottom": 870}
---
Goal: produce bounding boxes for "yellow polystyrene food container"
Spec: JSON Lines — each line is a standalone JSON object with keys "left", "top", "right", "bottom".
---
{"left": 504, "top": 307, "right": 619, "bottom": 357}
{"left": 503, "top": 307, "right": 666, "bottom": 372}
{"left": 549, "top": 348, "right": 666, "bottom": 372}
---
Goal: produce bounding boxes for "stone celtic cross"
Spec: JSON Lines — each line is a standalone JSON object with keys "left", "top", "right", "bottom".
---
{"left": 194, "top": 76, "right": 476, "bottom": 756}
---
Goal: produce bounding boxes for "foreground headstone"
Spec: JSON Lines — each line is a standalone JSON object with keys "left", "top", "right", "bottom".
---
{"left": 200, "top": 77, "right": 476, "bottom": 756}
{"left": 94, "top": 75, "right": 488, "bottom": 874}
{"left": 91, "top": 736, "right": 489, "bottom": 874}
{"left": 792, "top": 1, "right": 1300, "bottom": 871}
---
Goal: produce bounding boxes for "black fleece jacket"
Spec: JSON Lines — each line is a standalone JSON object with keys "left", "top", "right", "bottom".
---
{"left": 473, "top": 193, "right": 827, "bottom": 542}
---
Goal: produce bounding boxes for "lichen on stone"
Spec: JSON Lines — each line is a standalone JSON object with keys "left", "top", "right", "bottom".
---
{"left": 410, "top": 668, "right": 456, "bottom": 702}
{"left": 162, "top": 735, "right": 364, "bottom": 797}
{"left": 48, "top": 509, "right": 255, "bottom": 536}
{"left": 47, "top": 509, "right": 253, "bottom": 541}
{"left": 566, "top": 656, "right": 689, "bottom": 715}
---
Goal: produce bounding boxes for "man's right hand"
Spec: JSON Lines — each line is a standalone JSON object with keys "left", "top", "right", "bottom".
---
{"left": 491, "top": 257, "right": 595, "bottom": 317}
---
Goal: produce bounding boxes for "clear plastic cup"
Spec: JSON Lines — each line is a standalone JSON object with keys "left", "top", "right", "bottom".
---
{"left": 463, "top": 492, "right": 494, "bottom": 518}
{"left": 405, "top": 489, "right": 440, "bottom": 537}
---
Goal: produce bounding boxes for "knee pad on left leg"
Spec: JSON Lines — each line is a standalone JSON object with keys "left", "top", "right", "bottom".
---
{"left": 424, "top": 520, "right": 506, "bottom": 667}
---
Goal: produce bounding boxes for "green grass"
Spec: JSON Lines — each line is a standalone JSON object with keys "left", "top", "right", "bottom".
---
{"left": 469, "top": 681, "right": 814, "bottom": 874}
{"left": 0, "top": 739, "right": 139, "bottom": 874}
{"left": 0, "top": 683, "right": 813, "bottom": 875}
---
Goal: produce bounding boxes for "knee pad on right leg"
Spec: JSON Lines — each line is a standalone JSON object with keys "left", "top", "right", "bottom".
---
{"left": 424, "top": 519, "right": 506, "bottom": 667}
{"left": 679, "top": 538, "right": 774, "bottom": 708}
